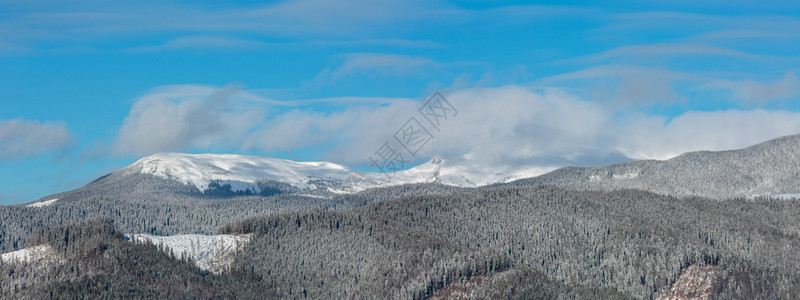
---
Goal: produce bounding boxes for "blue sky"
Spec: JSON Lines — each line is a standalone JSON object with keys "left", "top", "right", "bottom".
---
{"left": 2, "top": 0, "right": 800, "bottom": 204}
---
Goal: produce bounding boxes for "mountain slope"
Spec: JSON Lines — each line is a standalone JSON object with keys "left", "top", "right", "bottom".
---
{"left": 5, "top": 185, "right": 800, "bottom": 299}
{"left": 509, "top": 133, "right": 800, "bottom": 199}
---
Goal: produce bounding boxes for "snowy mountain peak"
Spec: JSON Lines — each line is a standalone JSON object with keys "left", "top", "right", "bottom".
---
{"left": 429, "top": 156, "right": 444, "bottom": 166}
{"left": 119, "top": 152, "right": 549, "bottom": 195}
{"left": 126, "top": 152, "right": 361, "bottom": 193}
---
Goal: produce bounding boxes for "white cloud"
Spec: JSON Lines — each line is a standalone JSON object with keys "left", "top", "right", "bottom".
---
{"left": 426, "top": 87, "right": 800, "bottom": 166}
{"left": 2, "top": 1, "right": 607, "bottom": 53}
{"left": 0, "top": 119, "right": 72, "bottom": 159}
{"left": 585, "top": 43, "right": 764, "bottom": 61}
{"left": 0, "top": 40, "right": 32, "bottom": 53}
{"left": 690, "top": 29, "right": 792, "bottom": 40}
{"left": 124, "top": 37, "right": 446, "bottom": 54}
{"left": 110, "top": 84, "right": 800, "bottom": 173}
{"left": 126, "top": 36, "right": 274, "bottom": 52}
{"left": 700, "top": 72, "right": 800, "bottom": 104}
{"left": 250, "top": 0, "right": 438, "bottom": 36}
{"left": 619, "top": 109, "right": 800, "bottom": 159}
{"left": 313, "top": 53, "right": 440, "bottom": 84}
{"left": 316, "top": 39, "right": 444, "bottom": 48}
{"left": 297, "top": 86, "right": 800, "bottom": 168}
{"left": 110, "top": 84, "right": 420, "bottom": 156}
{"left": 2, "top": 0, "right": 454, "bottom": 52}
{"left": 111, "top": 85, "right": 266, "bottom": 156}
{"left": 538, "top": 65, "right": 696, "bottom": 107}
{"left": 612, "top": 11, "right": 800, "bottom": 33}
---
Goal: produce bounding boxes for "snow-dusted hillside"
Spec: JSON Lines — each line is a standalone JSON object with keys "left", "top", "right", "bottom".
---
{"left": 123, "top": 152, "right": 549, "bottom": 194}
{"left": 517, "top": 133, "right": 800, "bottom": 199}
{"left": 126, "top": 233, "right": 252, "bottom": 274}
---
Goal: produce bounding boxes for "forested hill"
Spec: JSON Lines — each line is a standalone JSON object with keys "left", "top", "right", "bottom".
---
{"left": 3, "top": 185, "right": 799, "bottom": 299}
{"left": 507, "top": 133, "right": 800, "bottom": 199}
{"left": 0, "top": 182, "right": 465, "bottom": 254}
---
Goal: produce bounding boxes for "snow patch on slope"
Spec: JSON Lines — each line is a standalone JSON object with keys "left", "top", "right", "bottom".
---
{"left": 126, "top": 233, "right": 251, "bottom": 274}
{"left": 1, "top": 244, "right": 60, "bottom": 265}
{"left": 26, "top": 198, "right": 58, "bottom": 208}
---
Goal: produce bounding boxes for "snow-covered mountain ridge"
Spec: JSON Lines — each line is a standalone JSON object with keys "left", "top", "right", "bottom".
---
{"left": 125, "top": 152, "right": 547, "bottom": 194}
